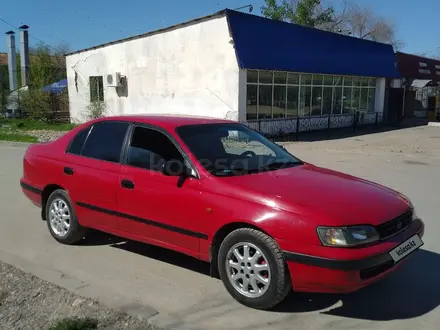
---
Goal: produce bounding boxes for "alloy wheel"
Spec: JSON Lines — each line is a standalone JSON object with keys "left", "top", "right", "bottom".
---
{"left": 225, "top": 242, "right": 271, "bottom": 298}
{"left": 49, "top": 198, "right": 71, "bottom": 237}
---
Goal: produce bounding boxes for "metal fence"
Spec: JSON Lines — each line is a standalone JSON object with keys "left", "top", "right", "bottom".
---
{"left": 243, "top": 112, "right": 383, "bottom": 140}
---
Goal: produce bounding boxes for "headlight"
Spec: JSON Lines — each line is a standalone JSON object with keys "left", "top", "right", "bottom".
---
{"left": 317, "top": 226, "right": 379, "bottom": 247}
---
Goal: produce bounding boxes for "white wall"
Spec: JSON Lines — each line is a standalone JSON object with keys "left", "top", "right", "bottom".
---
{"left": 66, "top": 15, "right": 240, "bottom": 123}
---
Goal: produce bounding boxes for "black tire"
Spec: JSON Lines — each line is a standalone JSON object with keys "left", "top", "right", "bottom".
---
{"left": 217, "top": 228, "right": 292, "bottom": 310}
{"left": 45, "top": 189, "right": 87, "bottom": 245}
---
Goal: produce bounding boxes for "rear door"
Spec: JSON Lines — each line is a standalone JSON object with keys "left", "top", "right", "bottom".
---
{"left": 63, "top": 120, "right": 131, "bottom": 231}
{"left": 116, "top": 124, "right": 207, "bottom": 255}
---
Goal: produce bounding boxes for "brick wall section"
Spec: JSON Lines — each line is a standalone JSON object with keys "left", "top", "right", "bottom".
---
{"left": 0, "top": 53, "right": 7, "bottom": 66}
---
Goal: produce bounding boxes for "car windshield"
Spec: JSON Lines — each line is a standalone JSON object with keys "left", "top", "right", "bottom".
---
{"left": 176, "top": 123, "right": 303, "bottom": 177}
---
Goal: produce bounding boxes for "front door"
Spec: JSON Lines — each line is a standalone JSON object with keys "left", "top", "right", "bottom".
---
{"left": 116, "top": 125, "right": 207, "bottom": 255}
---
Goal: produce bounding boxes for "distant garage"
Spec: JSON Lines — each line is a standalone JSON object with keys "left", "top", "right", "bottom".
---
{"left": 65, "top": 9, "right": 400, "bottom": 135}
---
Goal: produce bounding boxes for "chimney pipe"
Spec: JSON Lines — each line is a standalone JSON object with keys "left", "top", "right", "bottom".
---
{"left": 5, "top": 30, "right": 18, "bottom": 91}
{"left": 19, "top": 25, "right": 30, "bottom": 87}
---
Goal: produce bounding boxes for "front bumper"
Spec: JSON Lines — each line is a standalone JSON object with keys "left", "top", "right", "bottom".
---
{"left": 282, "top": 218, "right": 425, "bottom": 293}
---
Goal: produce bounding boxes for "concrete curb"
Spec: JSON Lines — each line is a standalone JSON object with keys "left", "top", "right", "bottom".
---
{"left": 0, "top": 140, "right": 33, "bottom": 148}
{"left": 0, "top": 249, "right": 201, "bottom": 330}
{"left": 428, "top": 122, "right": 440, "bottom": 127}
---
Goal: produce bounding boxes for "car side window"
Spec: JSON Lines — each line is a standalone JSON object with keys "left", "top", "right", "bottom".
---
{"left": 67, "top": 126, "right": 91, "bottom": 155}
{"left": 126, "top": 126, "right": 184, "bottom": 172}
{"left": 81, "top": 121, "right": 130, "bottom": 163}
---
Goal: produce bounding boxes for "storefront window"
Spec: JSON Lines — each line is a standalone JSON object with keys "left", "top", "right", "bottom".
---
{"left": 274, "top": 72, "right": 287, "bottom": 84}
{"left": 322, "top": 87, "right": 333, "bottom": 115}
{"left": 286, "top": 86, "right": 299, "bottom": 117}
{"left": 333, "top": 87, "right": 343, "bottom": 114}
{"left": 248, "top": 70, "right": 258, "bottom": 84}
{"left": 352, "top": 88, "right": 360, "bottom": 111}
{"left": 258, "top": 85, "right": 273, "bottom": 119}
{"left": 361, "top": 77, "right": 370, "bottom": 87}
{"left": 353, "top": 77, "right": 361, "bottom": 87}
{"left": 299, "top": 86, "right": 311, "bottom": 116}
{"left": 259, "top": 71, "right": 273, "bottom": 84}
{"left": 360, "top": 88, "right": 368, "bottom": 111}
{"left": 288, "top": 73, "right": 299, "bottom": 84}
{"left": 246, "top": 70, "right": 377, "bottom": 119}
{"left": 368, "top": 88, "right": 376, "bottom": 111}
{"left": 313, "top": 74, "right": 323, "bottom": 85}
{"left": 273, "top": 85, "right": 286, "bottom": 118}
{"left": 311, "top": 87, "right": 323, "bottom": 116}
{"left": 302, "top": 74, "right": 312, "bottom": 85}
{"left": 324, "top": 75, "right": 333, "bottom": 86}
{"left": 343, "top": 87, "right": 352, "bottom": 114}
{"left": 334, "top": 76, "right": 343, "bottom": 86}
{"left": 246, "top": 84, "right": 258, "bottom": 120}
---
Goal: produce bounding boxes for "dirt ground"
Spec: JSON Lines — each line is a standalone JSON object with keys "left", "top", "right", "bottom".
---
{"left": 0, "top": 261, "right": 160, "bottom": 330}
{"left": 286, "top": 125, "right": 440, "bottom": 162}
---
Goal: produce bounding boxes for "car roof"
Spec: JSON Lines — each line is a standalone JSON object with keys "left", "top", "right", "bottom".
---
{"left": 93, "top": 114, "right": 237, "bottom": 129}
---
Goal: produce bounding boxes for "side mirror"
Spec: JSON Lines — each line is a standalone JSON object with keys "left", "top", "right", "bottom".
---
{"left": 161, "top": 159, "right": 190, "bottom": 177}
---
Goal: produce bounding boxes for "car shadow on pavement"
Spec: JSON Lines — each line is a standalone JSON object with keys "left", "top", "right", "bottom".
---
{"left": 275, "top": 248, "right": 440, "bottom": 321}
{"left": 110, "top": 239, "right": 211, "bottom": 276}
{"left": 78, "top": 230, "right": 125, "bottom": 246}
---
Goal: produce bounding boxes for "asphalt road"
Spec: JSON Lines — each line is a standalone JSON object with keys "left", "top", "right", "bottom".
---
{"left": 0, "top": 126, "right": 439, "bottom": 330}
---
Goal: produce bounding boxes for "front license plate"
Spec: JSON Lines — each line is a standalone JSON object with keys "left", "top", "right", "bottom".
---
{"left": 389, "top": 234, "right": 424, "bottom": 263}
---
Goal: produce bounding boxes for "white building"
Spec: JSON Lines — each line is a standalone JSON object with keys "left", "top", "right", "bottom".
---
{"left": 65, "top": 9, "right": 400, "bottom": 136}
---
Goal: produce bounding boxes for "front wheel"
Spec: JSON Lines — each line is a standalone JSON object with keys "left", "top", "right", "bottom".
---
{"left": 217, "top": 228, "right": 292, "bottom": 310}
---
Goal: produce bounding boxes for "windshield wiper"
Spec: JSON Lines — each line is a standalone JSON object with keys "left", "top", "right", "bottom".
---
{"left": 258, "top": 161, "right": 302, "bottom": 171}
{"left": 210, "top": 161, "right": 302, "bottom": 176}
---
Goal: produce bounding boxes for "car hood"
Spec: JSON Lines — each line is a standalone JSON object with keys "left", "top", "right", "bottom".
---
{"left": 220, "top": 163, "right": 410, "bottom": 226}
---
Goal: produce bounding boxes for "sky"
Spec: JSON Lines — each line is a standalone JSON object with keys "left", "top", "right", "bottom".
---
{"left": 1, "top": 0, "right": 439, "bottom": 57}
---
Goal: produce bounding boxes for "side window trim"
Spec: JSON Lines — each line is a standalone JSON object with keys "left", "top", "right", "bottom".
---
{"left": 65, "top": 125, "right": 92, "bottom": 155}
{"left": 80, "top": 124, "right": 94, "bottom": 155}
{"left": 122, "top": 122, "right": 199, "bottom": 179}
{"left": 66, "top": 120, "right": 132, "bottom": 165}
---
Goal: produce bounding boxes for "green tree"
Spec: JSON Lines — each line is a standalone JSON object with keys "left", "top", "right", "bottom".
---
{"left": 261, "top": 0, "right": 403, "bottom": 48}
{"left": 261, "top": 0, "right": 335, "bottom": 28}
{"left": 27, "top": 42, "right": 68, "bottom": 89}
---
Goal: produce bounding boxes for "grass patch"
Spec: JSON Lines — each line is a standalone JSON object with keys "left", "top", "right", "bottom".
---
{"left": 0, "top": 131, "right": 38, "bottom": 143}
{"left": 0, "top": 118, "right": 76, "bottom": 131}
{"left": 48, "top": 317, "right": 98, "bottom": 330}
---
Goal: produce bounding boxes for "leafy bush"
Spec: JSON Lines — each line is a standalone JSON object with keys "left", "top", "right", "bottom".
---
{"left": 15, "top": 89, "right": 70, "bottom": 123}
{"left": 85, "top": 101, "right": 106, "bottom": 120}
{"left": 18, "top": 89, "right": 52, "bottom": 121}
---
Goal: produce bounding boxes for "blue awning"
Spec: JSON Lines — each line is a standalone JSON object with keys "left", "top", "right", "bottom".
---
{"left": 42, "top": 78, "right": 67, "bottom": 94}
{"left": 225, "top": 10, "right": 400, "bottom": 78}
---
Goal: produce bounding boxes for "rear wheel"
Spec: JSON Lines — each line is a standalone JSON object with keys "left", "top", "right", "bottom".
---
{"left": 217, "top": 228, "right": 292, "bottom": 310}
{"left": 45, "top": 189, "right": 87, "bottom": 245}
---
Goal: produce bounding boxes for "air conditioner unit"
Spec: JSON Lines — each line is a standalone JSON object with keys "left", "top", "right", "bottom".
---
{"left": 106, "top": 72, "right": 122, "bottom": 87}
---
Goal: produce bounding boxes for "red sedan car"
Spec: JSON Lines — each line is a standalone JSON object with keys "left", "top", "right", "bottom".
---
{"left": 20, "top": 115, "right": 425, "bottom": 309}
